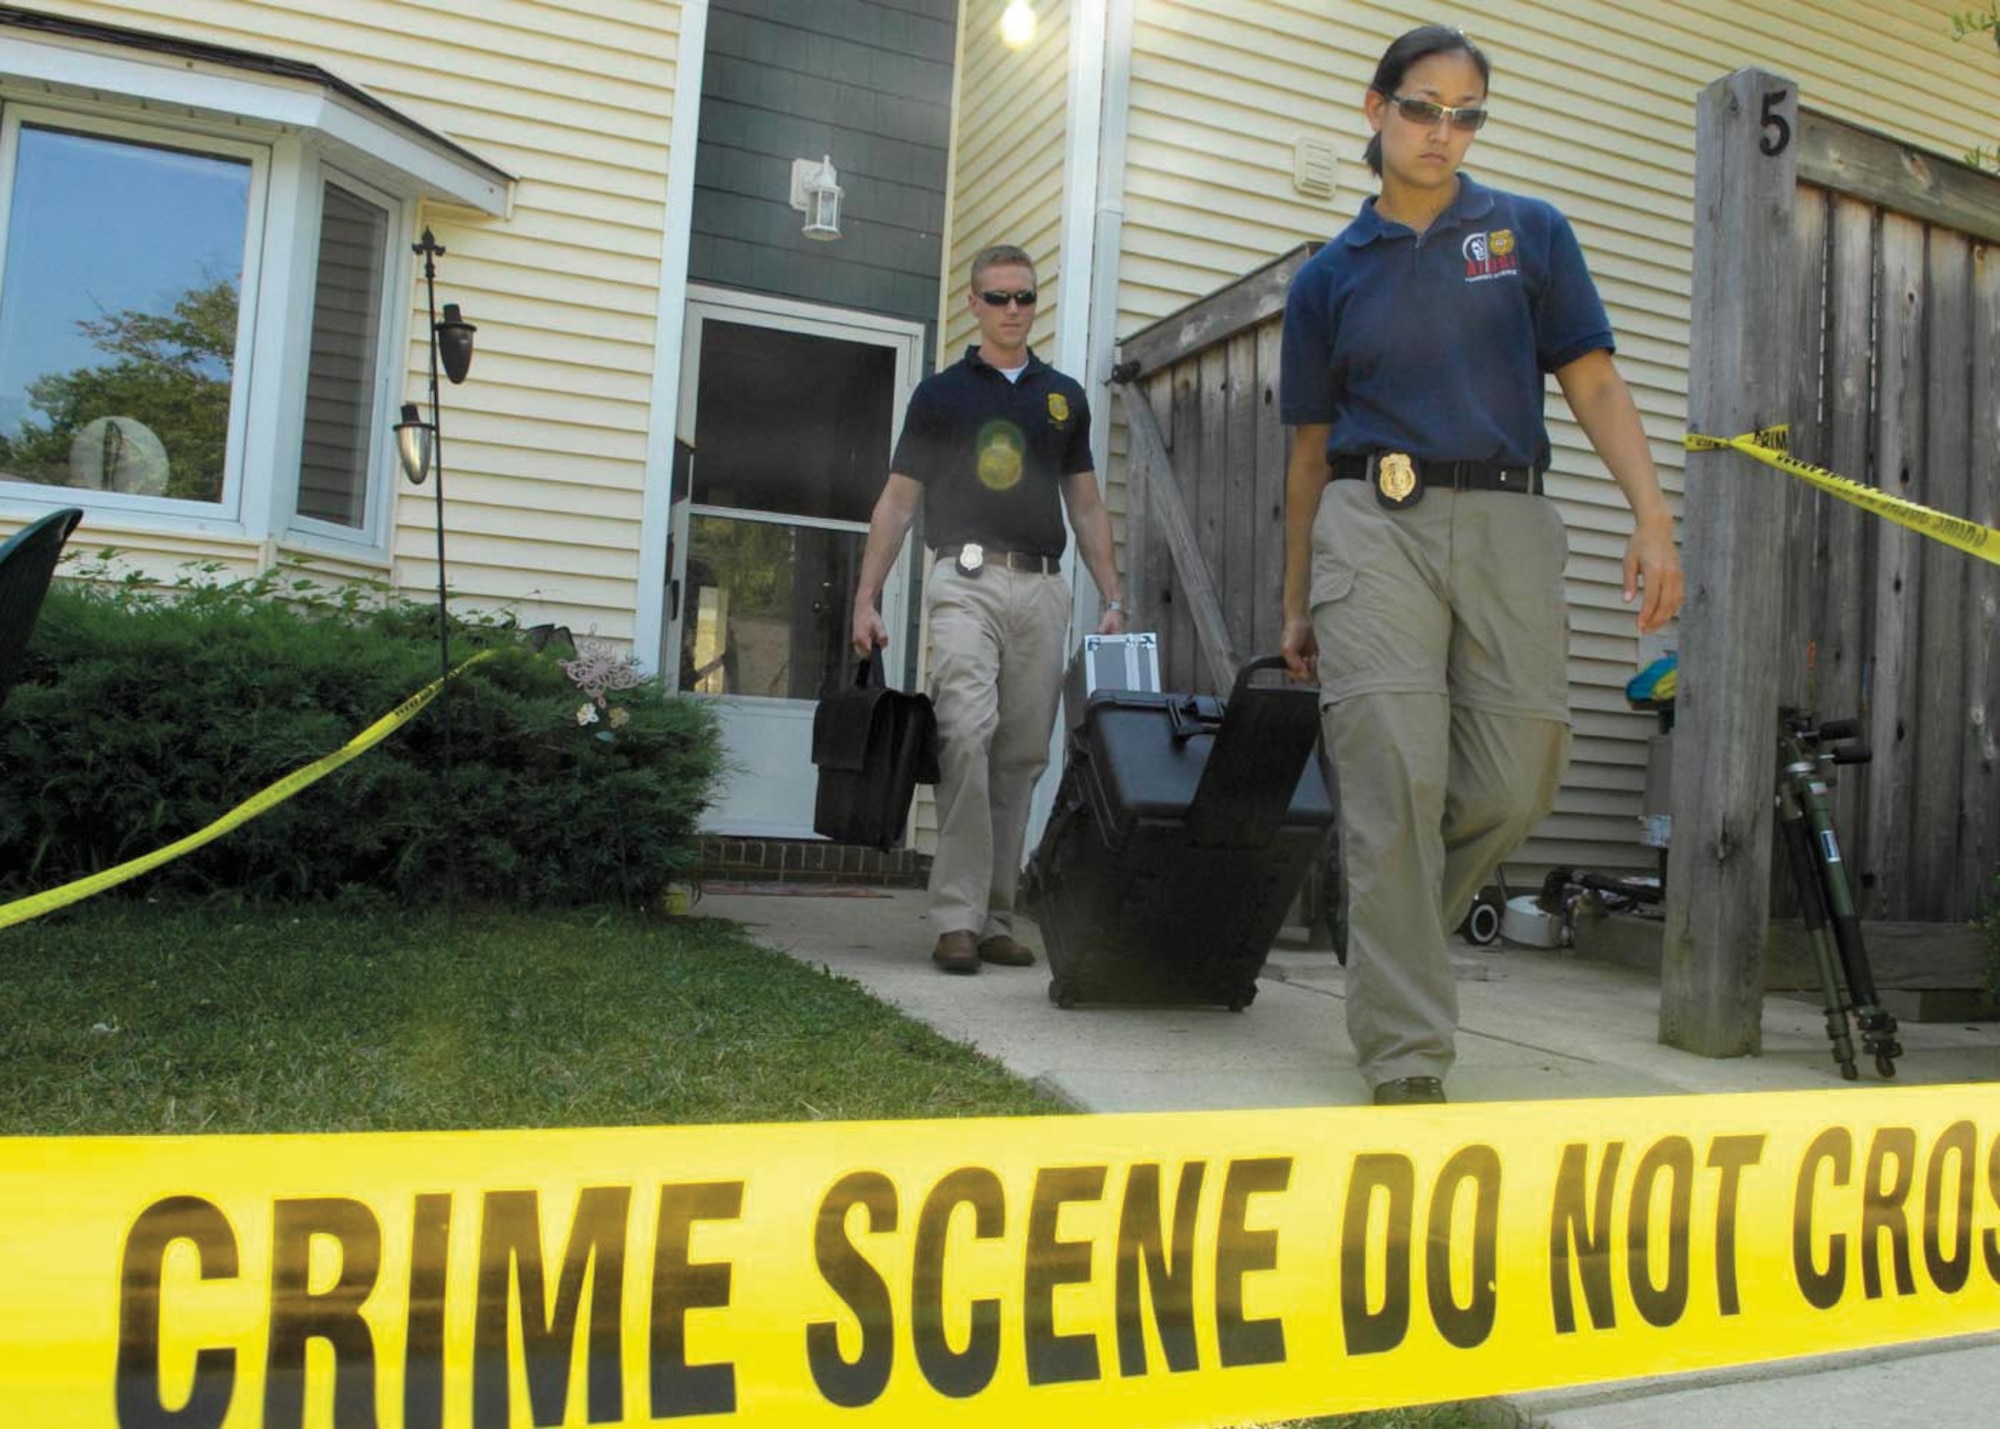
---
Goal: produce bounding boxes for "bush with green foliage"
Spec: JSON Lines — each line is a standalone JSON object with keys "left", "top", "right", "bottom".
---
{"left": 0, "top": 562, "right": 724, "bottom": 908}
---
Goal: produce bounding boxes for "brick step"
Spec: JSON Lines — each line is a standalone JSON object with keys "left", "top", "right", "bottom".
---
{"left": 697, "top": 836, "right": 928, "bottom": 888}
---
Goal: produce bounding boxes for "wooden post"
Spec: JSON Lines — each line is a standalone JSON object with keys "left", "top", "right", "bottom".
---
{"left": 1115, "top": 382, "right": 1241, "bottom": 688}
{"left": 1659, "top": 70, "right": 1799, "bottom": 1057}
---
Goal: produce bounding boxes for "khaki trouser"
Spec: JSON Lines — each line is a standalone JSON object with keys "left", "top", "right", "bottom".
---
{"left": 925, "top": 560, "right": 1071, "bottom": 937}
{"left": 1310, "top": 481, "right": 1573, "bottom": 1089}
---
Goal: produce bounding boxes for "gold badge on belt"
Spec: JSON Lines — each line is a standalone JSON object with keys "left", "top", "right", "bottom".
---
{"left": 1376, "top": 451, "right": 1417, "bottom": 503}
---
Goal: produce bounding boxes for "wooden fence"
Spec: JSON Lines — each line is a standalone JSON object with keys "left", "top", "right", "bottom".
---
{"left": 1112, "top": 245, "right": 1315, "bottom": 696}
{"left": 1663, "top": 72, "right": 2000, "bottom": 1056}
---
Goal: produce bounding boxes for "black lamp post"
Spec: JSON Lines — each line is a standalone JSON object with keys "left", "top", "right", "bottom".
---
{"left": 396, "top": 226, "right": 476, "bottom": 908}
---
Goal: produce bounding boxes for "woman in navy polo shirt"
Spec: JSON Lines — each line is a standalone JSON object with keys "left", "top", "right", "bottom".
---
{"left": 1278, "top": 25, "right": 1683, "bottom": 1106}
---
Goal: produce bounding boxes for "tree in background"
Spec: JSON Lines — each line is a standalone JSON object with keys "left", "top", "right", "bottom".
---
{"left": 0, "top": 277, "right": 236, "bottom": 502}
{"left": 1953, "top": 5, "right": 2000, "bottom": 168}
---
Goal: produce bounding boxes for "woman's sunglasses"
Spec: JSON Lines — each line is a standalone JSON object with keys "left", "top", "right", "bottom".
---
{"left": 978, "top": 289, "right": 1038, "bottom": 308}
{"left": 1383, "top": 92, "right": 1488, "bottom": 133}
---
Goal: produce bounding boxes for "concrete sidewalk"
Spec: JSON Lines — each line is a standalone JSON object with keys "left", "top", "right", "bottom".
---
{"left": 696, "top": 883, "right": 2000, "bottom": 1427}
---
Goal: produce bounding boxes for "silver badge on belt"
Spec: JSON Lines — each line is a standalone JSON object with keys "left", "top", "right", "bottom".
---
{"left": 955, "top": 542, "right": 985, "bottom": 576}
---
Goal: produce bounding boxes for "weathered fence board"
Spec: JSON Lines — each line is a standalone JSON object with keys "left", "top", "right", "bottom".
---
{"left": 1253, "top": 318, "right": 1288, "bottom": 663}
{"left": 1862, "top": 211, "right": 1927, "bottom": 921}
{"left": 1798, "top": 111, "right": 2000, "bottom": 245}
{"left": 1222, "top": 331, "right": 1259, "bottom": 661}
{"left": 1967, "top": 250, "right": 2000, "bottom": 913}
{"left": 1913, "top": 232, "right": 1972, "bottom": 916}
{"left": 1116, "top": 385, "right": 1238, "bottom": 689}
{"left": 1661, "top": 68, "right": 1799, "bottom": 1058}
{"left": 1815, "top": 193, "right": 1876, "bottom": 861}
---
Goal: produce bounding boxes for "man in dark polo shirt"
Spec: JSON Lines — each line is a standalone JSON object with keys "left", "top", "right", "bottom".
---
{"left": 851, "top": 243, "right": 1125, "bottom": 975}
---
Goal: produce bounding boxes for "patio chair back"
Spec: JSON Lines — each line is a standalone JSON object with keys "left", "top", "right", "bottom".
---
{"left": 0, "top": 507, "right": 83, "bottom": 711}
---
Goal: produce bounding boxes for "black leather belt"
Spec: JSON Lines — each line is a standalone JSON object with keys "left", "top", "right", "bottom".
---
{"left": 935, "top": 546, "right": 1060, "bottom": 574}
{"left": 1331, "top": 453, "right": 1544, "bottom": 496}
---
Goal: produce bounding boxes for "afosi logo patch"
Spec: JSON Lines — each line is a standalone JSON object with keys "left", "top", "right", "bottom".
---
{"left": 1047, "top": 392, "right": 1071, "bottom": 425}
{"left": 1463, "top": 228, "right": 1520, "bottom": 283}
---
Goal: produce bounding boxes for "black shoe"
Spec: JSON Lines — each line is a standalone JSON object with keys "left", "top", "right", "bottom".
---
{"left": 1373, "top": 1076, "right": 1447, "bottom": 1106}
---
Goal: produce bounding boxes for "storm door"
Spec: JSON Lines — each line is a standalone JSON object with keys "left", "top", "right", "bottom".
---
{"left": 669, "top": 289, "right": 922, "bottom": 836}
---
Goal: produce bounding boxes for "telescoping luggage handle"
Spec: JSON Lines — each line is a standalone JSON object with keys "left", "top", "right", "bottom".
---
{"left": 1185, "top": 655, "right": 1324, "bottom": 849}
{"left": 1230, "top": 654, "right": 1297, "bottom": 695}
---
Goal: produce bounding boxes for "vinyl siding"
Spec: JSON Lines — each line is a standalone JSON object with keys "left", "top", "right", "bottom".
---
{"left": 1, "top": 0, "right": 686, "bottom": 636}
{"left": 689, "top": 0, "right": 957, "bottom": 338}
{"left": 942, "top": 0, "right": 1072, "bottom": 356}
{"left": 1110, "top": 0, "right": 2000, "bottom": 877}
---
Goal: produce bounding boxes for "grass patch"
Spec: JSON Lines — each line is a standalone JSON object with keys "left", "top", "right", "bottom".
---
{"left": 1251, "top": 1411, "right": 1497, "bottom": 1429}
{"left": 0, "top": 903, "right": 1065, "bottom": 1134}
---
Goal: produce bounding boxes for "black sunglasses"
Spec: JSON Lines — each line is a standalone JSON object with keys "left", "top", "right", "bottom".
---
{"left": 978, "top": 288, "right": 1038, "bottom": 308}
{"left": 1384, "top": 91, "right": 1488, "bottom": 132}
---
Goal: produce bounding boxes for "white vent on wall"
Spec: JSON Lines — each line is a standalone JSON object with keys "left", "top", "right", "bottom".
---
{"left": 1293, "top": 137, "right": 1337, "bottom": 199}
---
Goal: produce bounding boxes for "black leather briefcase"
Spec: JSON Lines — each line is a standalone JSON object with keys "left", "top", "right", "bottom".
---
{"left": 810, "top": 652, "right": 940, "bottom": 851}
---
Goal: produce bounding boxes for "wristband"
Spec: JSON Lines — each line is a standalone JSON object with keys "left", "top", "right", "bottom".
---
{"left": 1105, "top": 599, "right": 1124, "bottom": 613}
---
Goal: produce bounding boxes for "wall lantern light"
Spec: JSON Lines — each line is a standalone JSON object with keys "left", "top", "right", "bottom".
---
{"left": 791, "top": 155, "right": 843, "bottom": 241}
{"left": 394, "top": 402, "right": 435, "bottom": 485}
{"left": 436, "top": 302, "right": 477, "bottom": 385}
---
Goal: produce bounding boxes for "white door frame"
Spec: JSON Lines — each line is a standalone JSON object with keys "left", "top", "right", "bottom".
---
{"left": 669, "top": 285, "right": 925, "bottom": 837}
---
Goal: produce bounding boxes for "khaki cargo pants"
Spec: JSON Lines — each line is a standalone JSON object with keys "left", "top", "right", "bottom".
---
{"left": 926, "top": 560, "right": 1071, "bottom": 938}
{"left": 1310, "top": 481, "right": 1572, "bottom": 1091}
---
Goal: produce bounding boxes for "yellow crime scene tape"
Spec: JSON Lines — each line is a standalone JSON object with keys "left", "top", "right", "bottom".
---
{"left": 1685, "top": 425, "right": 2000, "bottom": 564}
{"left": 3, "top": 1086, "right": 1996, "bottom": 1426}
{"left": 0, "top": 649, "right": 494, "bottom": 930}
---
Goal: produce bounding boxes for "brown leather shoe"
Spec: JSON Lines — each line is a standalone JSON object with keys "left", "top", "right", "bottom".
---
{"left": 932, "top": 930, "right": 981, "bottom": 975}
{"left": 977, "top": 934, "right": 1037, "bottom": 967}
{"left": 1372, "top": 1076, "right": 1447, "bottom": 1106}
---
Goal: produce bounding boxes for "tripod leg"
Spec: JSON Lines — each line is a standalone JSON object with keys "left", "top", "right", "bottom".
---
{"left": 1777, "top": 780, "right": 1857, "bottom": 1079}
{"left": 1803, "top": 797, "right": 1902, "bottom": 1078}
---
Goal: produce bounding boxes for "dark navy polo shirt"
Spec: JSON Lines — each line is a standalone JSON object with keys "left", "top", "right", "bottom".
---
{"left": 1278, "top": 174, "right": 1613, "bottom": 470}
{"left": 891, "top": 345, "right": 1093, "bottom": 557}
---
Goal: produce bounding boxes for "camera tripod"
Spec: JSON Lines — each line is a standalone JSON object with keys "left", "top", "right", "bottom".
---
{"left": 1775, "top": 708, "right": 1901, "bottom": 1079}
{"left": 1537, "top": 704, "right": 1902, "bottom": 1080}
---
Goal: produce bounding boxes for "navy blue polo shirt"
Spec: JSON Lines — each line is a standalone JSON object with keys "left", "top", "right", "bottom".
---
{"left": 1278, "top": 174, "right": 1613, "bottom": 470}
{"left": 891, "top": 345, "right": 1092, "bottom": 557}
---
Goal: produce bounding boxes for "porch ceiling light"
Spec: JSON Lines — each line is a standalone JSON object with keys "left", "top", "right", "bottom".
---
{"left": 1000, "top": 1, "right": 1037, "bottom": 48}
{"left": 792, "top": 155, "right": 844, "bottom": 241}
{"left": 394, "top": 402, "right": 435, "bottom": 485}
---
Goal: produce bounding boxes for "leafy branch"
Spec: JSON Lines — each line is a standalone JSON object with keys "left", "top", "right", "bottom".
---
{"left": 1952, "top": 6, "right": 2000, "bottom": 168}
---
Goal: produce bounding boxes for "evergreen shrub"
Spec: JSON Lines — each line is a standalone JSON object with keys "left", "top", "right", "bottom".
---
{"left": 0, "top": 563, "right": 724, "bottom": 908}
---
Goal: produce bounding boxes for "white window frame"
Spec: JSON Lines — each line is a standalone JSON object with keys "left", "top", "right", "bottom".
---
{"left": 281, "top": 166, "right": 412, "bottom": 554}
{"left": 0, "top": 28, "right": 508, "bottom": 554}
{"left": 0, "top": 102, "right": 270, "bottom": 531}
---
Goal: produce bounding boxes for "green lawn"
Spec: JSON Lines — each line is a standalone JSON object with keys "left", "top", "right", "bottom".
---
{"left": 0, "top": 902, "right": 1065, "bottom": 1133}
{"left": 0, "top": 902, "right": 1506, "bottom": 1429}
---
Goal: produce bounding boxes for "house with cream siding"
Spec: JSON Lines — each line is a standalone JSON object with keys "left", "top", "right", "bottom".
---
{"left": 2, "top": 0, "right": 1994, "bottom": 885}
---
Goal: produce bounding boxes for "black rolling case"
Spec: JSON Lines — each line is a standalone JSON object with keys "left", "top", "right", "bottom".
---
{"left": 1024, "top": 656, "right": 1335, "bottom": 1010}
